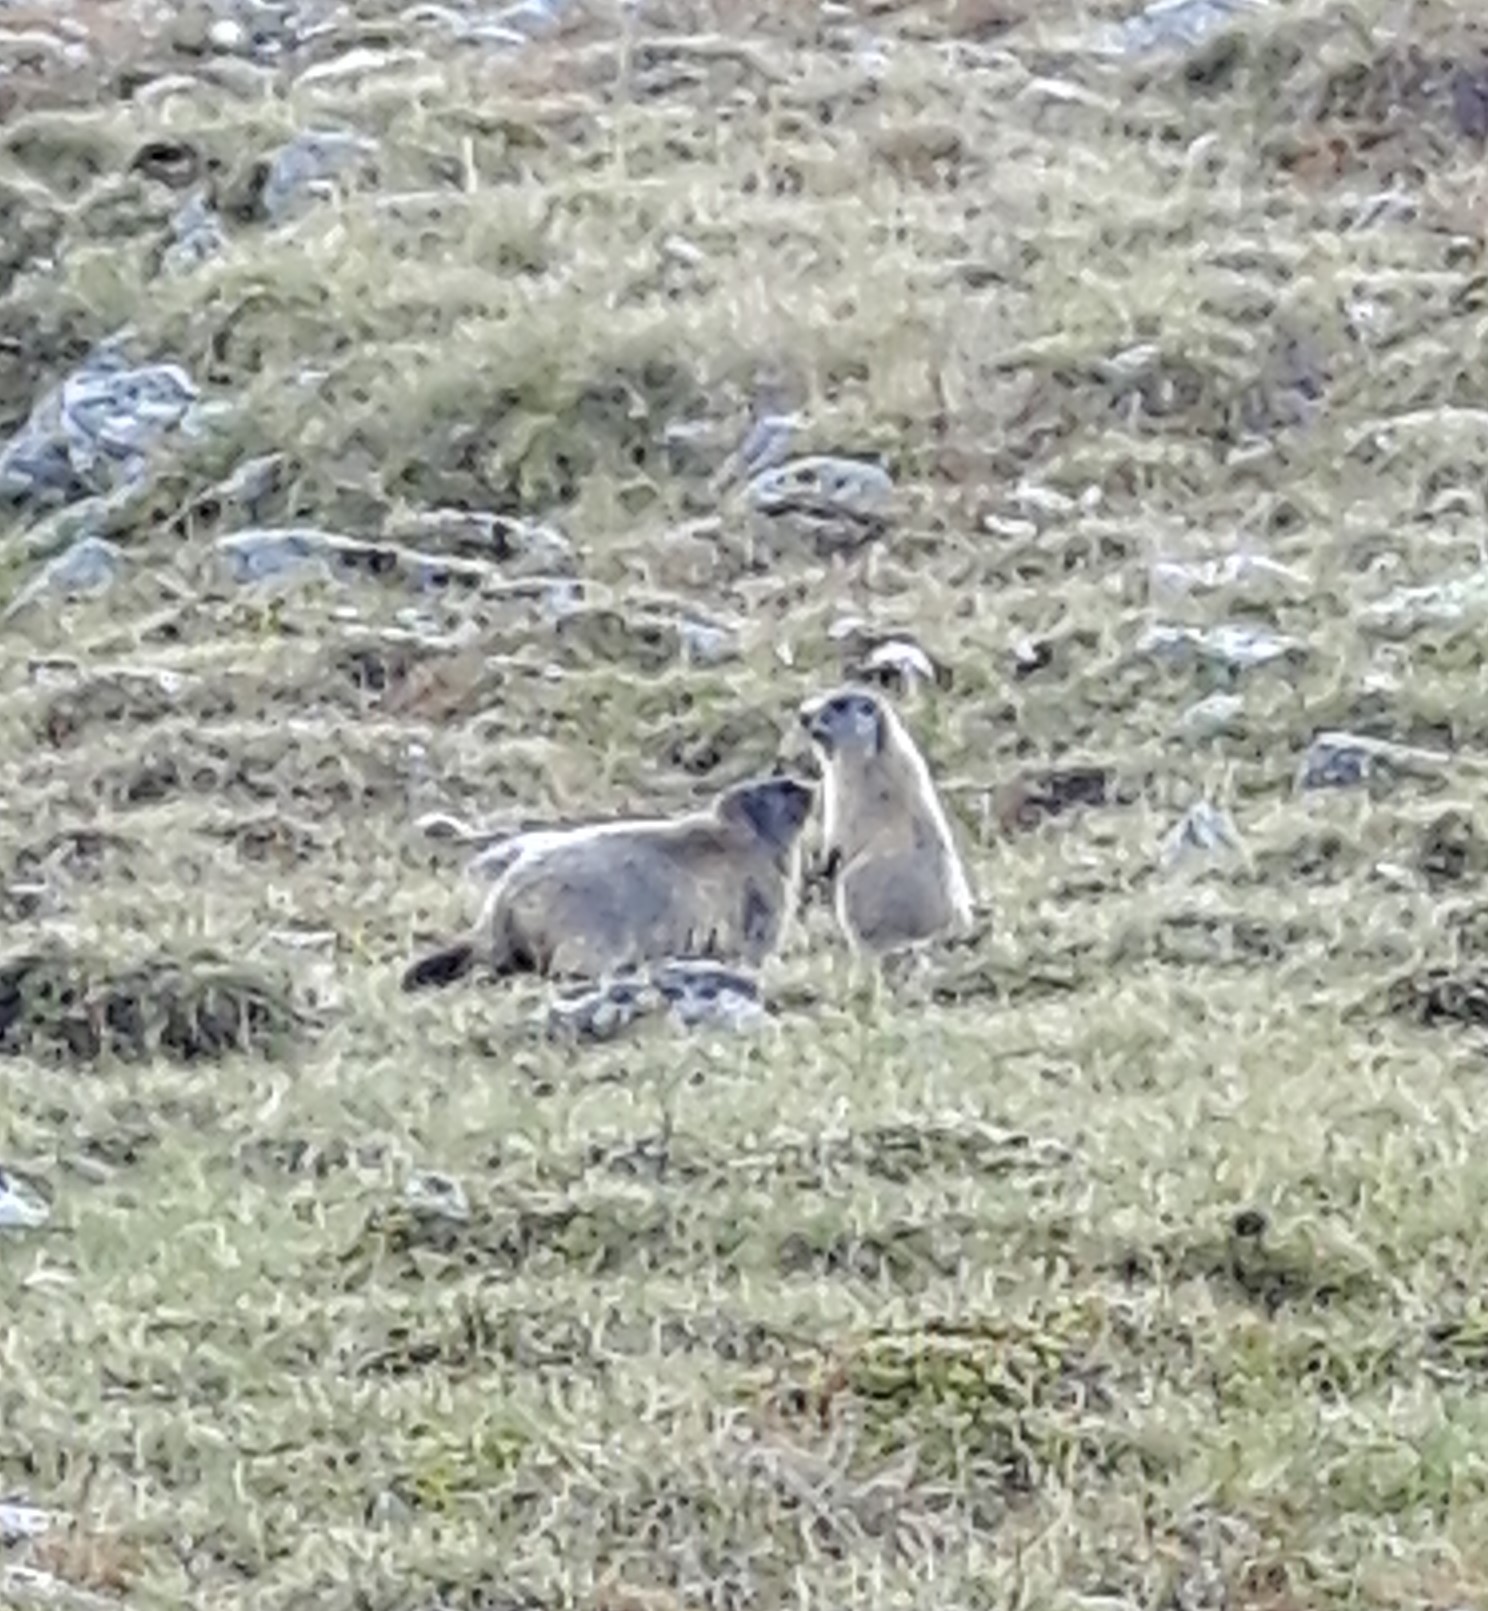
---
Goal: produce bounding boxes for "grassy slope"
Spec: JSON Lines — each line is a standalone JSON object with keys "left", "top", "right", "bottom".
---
{"left": 6, "top": 0, "right": 1488, "bottom": 1604}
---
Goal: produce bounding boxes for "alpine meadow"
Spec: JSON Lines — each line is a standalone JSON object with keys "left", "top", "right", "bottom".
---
{"left": 5, "top": 1, "right": 1488, "bottom": 1606}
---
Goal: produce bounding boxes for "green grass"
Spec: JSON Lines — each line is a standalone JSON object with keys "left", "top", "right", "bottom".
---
{"left": 6, "top": 0, "right": 1488, "bottom": 1603}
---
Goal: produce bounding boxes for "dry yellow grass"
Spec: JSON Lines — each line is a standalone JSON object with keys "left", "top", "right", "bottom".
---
{"left": 6, "top": 0, "right": 1488, "bottom": 1604}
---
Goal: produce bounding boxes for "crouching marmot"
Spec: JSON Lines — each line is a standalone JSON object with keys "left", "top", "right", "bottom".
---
{"left": 798, "top": 684, "right": 974, "bottom": 956}
{"left": 401, "top": 774, "right": 816, "bottom": 991}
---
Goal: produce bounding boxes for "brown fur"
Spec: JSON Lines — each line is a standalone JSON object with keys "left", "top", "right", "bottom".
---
{"left": 402, "top": 775, "right": 815, "bottom": 992}
{"left": 799, "top": 684, "right": 974, "bottom": 956}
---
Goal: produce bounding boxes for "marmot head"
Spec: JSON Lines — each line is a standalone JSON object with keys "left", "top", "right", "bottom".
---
{"left": 798, "top": 685, "right": 886, "bottom": 758}
{"left": 716, "top": 774, "right": 817, "bottom": 852}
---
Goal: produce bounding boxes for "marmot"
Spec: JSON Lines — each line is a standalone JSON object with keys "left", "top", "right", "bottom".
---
{"left": 401, "top": 774, "right": 816, "bottom": 991}
{"left": 798, "top": 684, "right": 974, "bottom": 956}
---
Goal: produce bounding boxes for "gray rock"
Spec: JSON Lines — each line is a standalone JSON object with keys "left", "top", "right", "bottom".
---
{"left": 1160, "top": 801, "right": 1246, "bottom": 870}
{"left": 384, "top": 507, "right": 576, "bottom": 574}
{"left": 1149, "top": 552, "right": 1310, "bottom": 604}
{"left": 0, "top": 1502, "right": 59, "bottom": 1544}
{"left": 862, "top": 638, "right": 937, "bottom": 690}
{"left": 1137, "top": 621, "right": 1305, "bottom": 672}
{"left": 414, "top": 810, "right": 478, "bottom": 842}
{"left": 1359, "top": 573, "right": 1488, "bottom": 633}
{"left": 1097, "top": 0, "right": 1271, "bottom": 55}
{"left": 653, "top": 960, "right": 766, "bottom": 1031}
{"left": 494, "top": 0, "right": 574, "bottom": 38}
{"left": 214, "top": 526, "right": 334, "bottom": 582}
{"left": 198, "top": 452, "right": 286, "bottom": 523}
{"left": 1298, "top": 730, "right": 1453, "bottom": 792}
{"left": 544, "top": 960, "right": 768, "bottom": 1043}
{"left": 737, "top": 411, "right": 803, "bottom": 479}
{"left": 398, "top": 4, "right": 532, "bottom": 46}
{"left": 1298, "top": 735, "right": 1371, "bottom": 791}
{"left": 160, "top": 189, "right": 227, "bottom": 276}
{"left": 541, "top": 579, "right": 584, "bottom": 620}
{"left": 0, "top": 1167, "right": 50, "bottom": 1230}
{"left": 2, "top": 1563, "right": 117, "bottom": 1608}
{"left": 3, "top": 537, "right": 125, "bottom": 621}
{"left": 261, "top": 128, "right": 380, "bottom": 222}
{"left": 296, "top": 46, "right": 427, "bottom": 90}
{"left": 677, "top": 616, "right": 739, "bottom": 665}
{"left": 403, "top": 1170, "right": 469, "bottom": 1223}
{"left": 1177, "top": 691, "right": 1246, "bottom": 740}
{"left": 662, "top": 418, "right": 723, "bottom": 479}
{"left": 0, "top": 349, "right": 201, "bottom": 508}
{"left": 213, "top": 526, "right": 505, "bottom": 590}
{"left": 747, "top": 454, "right": 894, "bottom": 521}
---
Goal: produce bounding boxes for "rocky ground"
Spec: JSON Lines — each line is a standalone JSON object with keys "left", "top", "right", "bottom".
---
{"left": 7, "top": 0, "right": 1488, "bottom": 1604}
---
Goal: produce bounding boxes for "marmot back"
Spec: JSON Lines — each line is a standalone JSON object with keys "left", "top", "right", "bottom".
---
{"left": 402, "top": 774, "right": 816, "bottom": 991}
{"left": 798, "top": 684, "right": 973, "bottom": 956}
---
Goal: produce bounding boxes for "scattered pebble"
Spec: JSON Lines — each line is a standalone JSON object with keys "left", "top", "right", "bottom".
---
{"left": 746, "top": 454, "right": 894, "bottom": 522}
{"left": 264, "top": 928, "right": 338, "bottom": 952}
{"left": 1094, "top": 0, "right": 1271, "bottom": 55}
{"left": 208, "top": 17, "right": 248, "bottom": 52}
{"left": 677, "top": 616, "right": 739, "bottom": 666}
{"left": 1011, "top": 635, "right": 1055, "bottom": 678}
{"left": 1160, "top": 801, "right": 1246, "bottom": 871}
{"left": 861, "top": 638, "right": 939, "bottom": 691}
{"left": 1138, "top": 621, "right": 1306, "bottom": 672}
{"left": 1177, "top": 691, "right": 1247, "bottom": 740}
{"left": 495, "top": 0, "right": 575, "bottom": 38}
{"left": 297, "top": 47, "right": 428, "bottom": 91}
{"left": 414, "top": 810, "right": 484, "bottom": 843}
{"left": 541, "top": 579, "right": 585, "bottom": 620}
{"left": 398, "top": 5, "right": 533, "bottom": 47}
{"left": 1010, "top": 481, "right": 1076, "bottom": 520}
{"left": 0, "top": 1502, "right": 58, "bottom": 1543}
{"left": 0, "top": 1168, "right": 51, "bottom": 1230}
{"left": 403, "top": 1170, "right": 470, "bottom": 1222}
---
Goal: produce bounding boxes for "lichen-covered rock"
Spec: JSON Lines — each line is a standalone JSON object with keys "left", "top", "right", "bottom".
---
{"left": 260, "top": 128, "right": 380, "bottom": 222}
{"left": 0, "top": 347, "right": 203, "bottom": 509}
{"left": 2, "top": 535, "right": 125, "bottom": 620}
{"left": 747, "top": 454, "right": 894, "bottom": 521}
{"left": 544, "top": 960, "right": 768, "bottom": 1043}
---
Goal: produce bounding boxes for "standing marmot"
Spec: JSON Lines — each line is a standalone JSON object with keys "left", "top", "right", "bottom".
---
{"left": 798, "top": 684, "right": 974, "bottom": 955}
{"left": 401, "top": 774, "right": 816, "bottom": 991}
